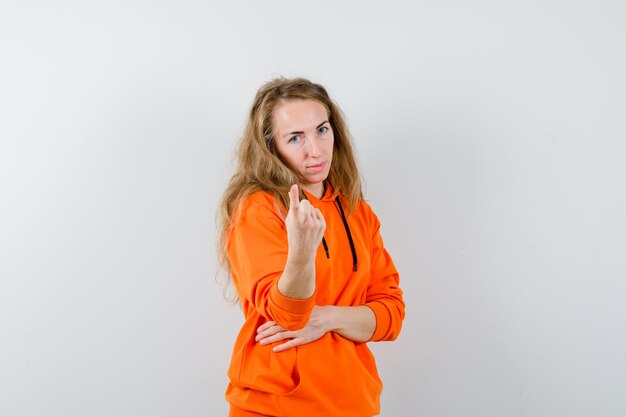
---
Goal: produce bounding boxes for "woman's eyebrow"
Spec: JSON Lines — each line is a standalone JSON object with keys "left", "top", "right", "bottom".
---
{"left": 283, "top": 120, "right": 329, "bottom": 138}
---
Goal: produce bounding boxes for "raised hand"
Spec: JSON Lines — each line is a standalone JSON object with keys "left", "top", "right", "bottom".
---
{"left": 285, "top": 184, "right": 326, "bottom": 263}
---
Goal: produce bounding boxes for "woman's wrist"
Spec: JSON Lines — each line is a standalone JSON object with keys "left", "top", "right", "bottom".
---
{"left": 286, "top": 248, "right": 317, "bottom": 267}
{"left": 319, "top": 305, "right": 338, "bottom": 333}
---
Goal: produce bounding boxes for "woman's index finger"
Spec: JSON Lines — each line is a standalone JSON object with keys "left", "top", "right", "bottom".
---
{"left": 289, "top": 184, "right": 300, "bottom": 211}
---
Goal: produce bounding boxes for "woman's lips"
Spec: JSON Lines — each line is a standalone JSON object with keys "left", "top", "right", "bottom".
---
{"left": 306, "top": 161, "right": 326, "bottom": 173}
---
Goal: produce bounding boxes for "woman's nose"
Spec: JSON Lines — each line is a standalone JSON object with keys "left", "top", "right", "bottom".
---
{"left": 305, "top": 138, "right": 321, "bottom": 157}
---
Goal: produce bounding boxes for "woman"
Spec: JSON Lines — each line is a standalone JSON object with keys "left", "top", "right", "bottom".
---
{"left": 217, "top": 77, "right": 405, "bottom": 417}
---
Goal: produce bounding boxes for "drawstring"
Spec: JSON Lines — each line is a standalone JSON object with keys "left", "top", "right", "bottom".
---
{"left": 335, "top": 196, "right": 358, "bottom": 271}
{"left": 299, "top": 189, "right": 358, "bottom": 272}
{"left": 321, "top": 236, "right": 330, "bottom": 258}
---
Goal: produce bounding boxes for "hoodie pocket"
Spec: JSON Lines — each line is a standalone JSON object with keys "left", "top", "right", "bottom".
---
{"left": 278, "top": 334, "right": 382, "bottom": 417}
{"left": 237, "top": 338, "right": 300, "bottom": 395}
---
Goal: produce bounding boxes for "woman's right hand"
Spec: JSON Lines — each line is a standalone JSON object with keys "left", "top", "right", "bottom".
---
{"left": 285, "top": 184, "right": 326, "bottom": 263}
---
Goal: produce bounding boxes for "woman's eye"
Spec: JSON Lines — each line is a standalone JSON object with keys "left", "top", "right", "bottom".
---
{"left": 318, "top": 126, "right": 328, "bottom": 134}
{"left": 288, "top": 136, "right": 300, "bottom": 143}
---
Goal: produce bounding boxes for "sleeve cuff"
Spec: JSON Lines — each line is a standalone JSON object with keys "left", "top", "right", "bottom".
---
{"left": 268, "top": 283, "right": 316, "bottom": 330}
{"left": 365, "top": 300, "right": 391, "bottom": 342}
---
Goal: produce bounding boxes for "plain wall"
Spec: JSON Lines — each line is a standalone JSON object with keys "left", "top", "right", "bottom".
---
{"left": 1, "top": 1, "right": 625, "bottom": 416}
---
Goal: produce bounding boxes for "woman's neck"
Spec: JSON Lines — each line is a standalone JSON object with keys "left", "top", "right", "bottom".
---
{"left": 302, "top": 181, "right": 325, "bottom": 199}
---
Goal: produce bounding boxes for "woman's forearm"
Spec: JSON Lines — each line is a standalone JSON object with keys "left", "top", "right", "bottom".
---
{"left": 277, "top": 184, "right": 324, "bottom": 300}
{"left": 276, "top": 255, "right": 316, "bottom": 299}
{"left": 324, "top": 305, "right": 376, "bottom": 342}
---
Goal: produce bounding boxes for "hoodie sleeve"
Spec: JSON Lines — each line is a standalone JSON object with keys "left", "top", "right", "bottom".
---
{"left": 227, "top": 193, "right": 316, "bottom": 330}
{"left": 364, "top": 208, "right": 406, "bottom": 342}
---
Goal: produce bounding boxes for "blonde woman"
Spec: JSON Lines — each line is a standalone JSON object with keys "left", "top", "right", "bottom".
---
{"left": 217, "top": 77, "right": 405, "bottom": 417}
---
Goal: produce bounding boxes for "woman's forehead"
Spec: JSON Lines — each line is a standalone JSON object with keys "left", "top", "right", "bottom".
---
{"left": 273, "top": 99, "right": 328, "bottom": 131}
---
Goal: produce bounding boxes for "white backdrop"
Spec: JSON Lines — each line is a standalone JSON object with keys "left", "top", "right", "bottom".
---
{"left": 1, "top": 1, "right": 625, "bottom": 416}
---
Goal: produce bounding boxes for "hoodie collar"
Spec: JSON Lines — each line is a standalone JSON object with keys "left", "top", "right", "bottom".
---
{"left": 302, "top": 181, "right": 341, "bottom": 203}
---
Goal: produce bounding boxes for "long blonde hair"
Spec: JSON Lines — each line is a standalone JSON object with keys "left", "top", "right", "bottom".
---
{"left": 216, "top": 77, "right": 363, "bottom": 298}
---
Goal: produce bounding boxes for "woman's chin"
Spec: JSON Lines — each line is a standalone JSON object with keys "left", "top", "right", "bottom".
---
{"left": 302, "top": 173, "right": 329, "bottom": 186}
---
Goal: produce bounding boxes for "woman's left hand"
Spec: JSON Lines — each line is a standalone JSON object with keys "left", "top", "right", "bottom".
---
{"left": 255, "top": 306, "right": 333, "bottom": 352}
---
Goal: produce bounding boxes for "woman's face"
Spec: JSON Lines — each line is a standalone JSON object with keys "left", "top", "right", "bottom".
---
{"left": 272, "top": 99, "right": 334, "bottom": 197}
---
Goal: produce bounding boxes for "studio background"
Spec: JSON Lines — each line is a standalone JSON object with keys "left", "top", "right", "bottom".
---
{"left": 1, "top": 1, "right": 625, "bottom": 416}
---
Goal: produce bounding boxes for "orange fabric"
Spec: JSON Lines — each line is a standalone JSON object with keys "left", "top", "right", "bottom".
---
{"left": 225, "top": 183, "right": 405, "bottom": 417}
{"left": 229, "top": 403, "right": 273, "bottom": 417}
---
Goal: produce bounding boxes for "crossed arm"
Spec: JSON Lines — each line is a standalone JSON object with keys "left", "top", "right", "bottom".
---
{"left": 256, "top": 304, "right": 376, "bottom": 352}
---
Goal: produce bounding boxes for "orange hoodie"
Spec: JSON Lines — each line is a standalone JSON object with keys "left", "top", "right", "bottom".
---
{"left": 225, "top": 183, "right": 405, "bottom": 417}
